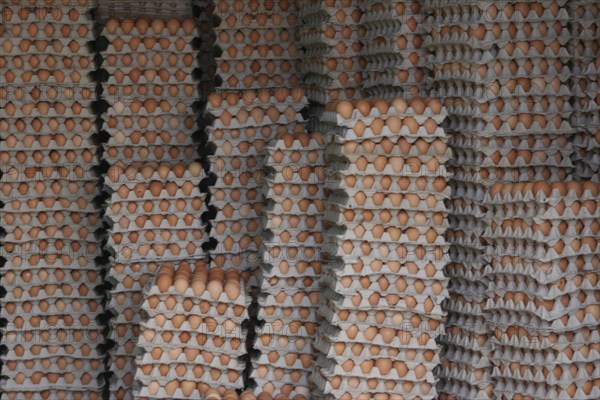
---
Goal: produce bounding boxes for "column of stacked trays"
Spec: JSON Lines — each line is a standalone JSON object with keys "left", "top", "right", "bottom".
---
{"left": 425, "top": 2, "right": 576, "bottom": 398}
{"left": 483, "top": 181, "right": 600, "bottom": 400}
{"left": 207, "top": 0, "right": 306, "bottom": 284}
{"left": 250, "top": 128, "right": 327, "bottom": 398}
{"left": 99, "top": 16, "right": 206, "bottom": 399}
{"left": 313, "top": 98, "right": 451, "bottom": 400}
{"left": 135, "top": 263, "right": 249, "bottom": 398}
{"left": 0, "top": 0, "right": 105, "bottom": 398}
{"left": 360, "top": 0, "right": 429, "bottom": 99}
{"left": 299, "top": 0, "right": 363, "bottom": 116}
{"left": 569, "top": 1, "right": 600, "bottom": 181}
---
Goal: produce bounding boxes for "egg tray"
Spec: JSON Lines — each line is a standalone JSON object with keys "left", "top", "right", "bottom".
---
{"left": 257, "top": 275, "right": 321, "bottom": 294}
{"left": 483, "top": 225, "right": 598, "bottom": 246}
{"left": 210, "top": 142, "right": 267, "bottom": 158}
{"left": 209, "top": 115, "right": 305, "bottom": 133}
{"left": 217, "top": 42, "right": 299, "bottom": 65}
{"left": 484, "top": 240, "right": 598, "bottom": 264}
{"left": 2, "top": 360, "right": 105, "bottom": 380}
{"left": 263, "top": 186, "right": 325, "bottom": 204}
{"left": 259, "top": 257, "right": 323, "bottom": 278}
{"left": 325, "top": 208, "right": 448, "bottom": 232}
{"left": 101, "top": 86, "right": 198, "bottom": 106}
{"left": 105, "top": 203, "right": 207, "bottom": 223}
{"left": 0, "top": 379, "right": 104, "bottom": 395}
{"left": 0, "top": 305, "right": 104, "bottom": 328}
{"left": 262, "top": 220, "right": 324, "bottom": 237}
{"left": 3, "top": 28, "right": 94, "bottom": 44}
{"left": 211, "top": 203, "right": 263, "bottom": 222}
{"left": 493, "top": 347, "right": 598, "bottom": 372}
{"left": 103, "top": 121, "right": 196, "bottom": 140}
{"left": 252, "top": 379, "right": 313, "bottom": 400}
{"left": 102, "top": 36, "right": 196, "bottom": 55}
{"left": 143, "top": 281, "right": 249, "bottom": 308}
{"left": 265, "top": 157, "right": 326, "bottom": 172}
{"left": 137, "top": 331, "right": 246, "bottom": 356}
{"left": 0, "top": 81, "right": 96, "bottom": 102}
{"left": 258, "top": 282, "right": 321, "bottom": 300}
{"left": 322, "top": 342, "right": 440, "bottom": 370}
{"left": 254, "top": 349, "right": 317, "bottom": 372}
{"left": 323, "top": 259, "right": 446, "bottom": 285}
{"left": 484, "top": 184, "right": 600, "bottom": 205}
{"left": 492, "top": 378, "right": 599, "bottom": 400}
{"left": 2, "top": 269, "right": 102, "bottom": 296}
{"left": 209, "top": 154, "right": 265, "bottom": 172}
{"left": 215, "top": 15, "right": 299, "bottom": 31}
{"left": 493, "top": 364, "right": 598, "bottom": 389}
{"left": 108, "top": 244, "right": 206, "bottom": 264}
{"left": 104, "top": 106, "right": 196, "bottom": 123}
{"left": 257, "top": 303, "right": 320, "bottom": 323}
{"left": 0, "top": 65, "right": 95, "bottom": 84}
{"left": 484, "top": 302, "right": 599, "bottom": 331}
{"left": 319, "top": 306, "right": 443, "bottom": 339}
{"left": 2, "top": 268, "right": 102, "bottom": 287}
{"left": 251, "top": 367, "right": 311, "bottom": 388}
{"left": 136, "top": 351, "right": 245, "bottom": 374}
{"left": 329, "top": 139, "right": 450, "bottom": 162}
{"left": 219, "top": 72, "right": 299, "bottom": 93}
{"left": 437, "top": 379, "right": 493, "bottom": 400}
{"left": 325, "top": 193, "right": 448, "bottom": 215}
{"left": 2, "top": 223, "right": 101, "bottom": 242}
{"left": 490, "top": 324, "right": 600, "bottom": 354}
{"left": 104, "top": 135, "right": 196, "bottom": 152}
{"left": 321, "top": 273, "right": 448, "bottom": 299}
{"left": 106, "top": 187, "right": 207, "bottom": 206}
{"left": 211, "top": 198, "right": 264, "bottom": 213}
{"left": 312, "top": 369, "right": 437, "bottom": 400}
{"left": 325, "top": 225, "right": 447, "bottom": 248}
{"left": 1, "top": 240, "right": 101, "bottom": 262}
{"left": 330, "top": 167, "right": 450, "bottom": 187}
{"left": 320, "top": 292, "right": 446, "bottom": 326}
{"left": 316, "top": 352, "right": 439, "bottom": 383}
{"left": 206, "top": 92, "right": 307, "bottom": 114}
{"left": 2, "top": 204, "right": 99, "bottom": 225}
{"left": 302, "top": 72, "right": 362, "bottom": 92}
{"left": 142, "top": 303, "right": 248, "bottom": 324}
{"left": 326, "top": 173, "right": 452, "bottom": 195}
{"left": 0, "top": 120, "right": 95, "bottom": 138}
{"left": 319, "top": 288, "right": 446, "bottom": 320}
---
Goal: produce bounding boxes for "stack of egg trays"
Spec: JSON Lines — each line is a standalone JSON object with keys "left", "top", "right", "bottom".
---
{"left": 135, "top": 263, "right": 250, "bottom": 399}
{"left": 425, "top": 2, "right": 576, "bottom": 398}
{"left": 207, "top": 0, "right": 306, "bottom": 283}
{"left": 251, "top": 129, "right": 327, "bottom": 398}
{"left": 98, "top": 16, "right": 205, "bottom": 399}
{"left": 298, "top": 0, "right": 363, "bottom": 106}
{"left": 360, "top": 0, "right": 429, "bottom": 99}
{"left": 312, "top": 99, "right": 451, "bottom": 399}
{"left": 569, "top": 0, "right": 600, "bottom": 181}
{"left": 482, "top": 182, "right": 600, "bottom": 400}
{"left": 205, "top": 90, "right": 307, "bottom": 284}
{"left": 0, "top": 0, "right": 106, "bottom": 398}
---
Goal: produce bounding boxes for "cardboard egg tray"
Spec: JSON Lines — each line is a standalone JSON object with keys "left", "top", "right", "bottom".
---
{"left": 250, "top": 131, "right": 326, "bottom": 397}
{"left": 312, "top": 99, "right": 450, "bottom": 398}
